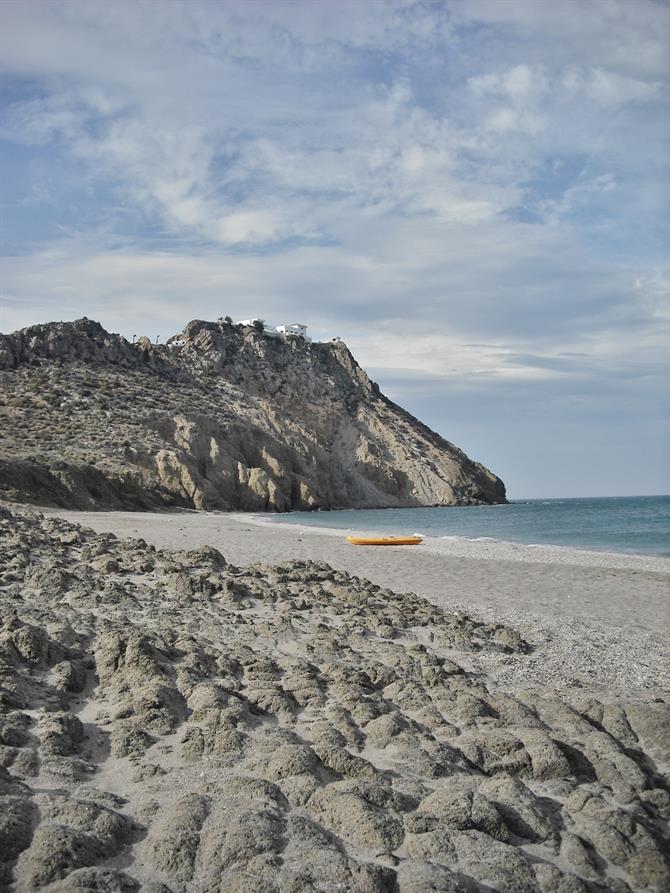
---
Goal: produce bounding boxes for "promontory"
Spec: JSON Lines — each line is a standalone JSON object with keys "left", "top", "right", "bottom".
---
{"left": 0, "top": 318, "right": 506, "bottom": 512}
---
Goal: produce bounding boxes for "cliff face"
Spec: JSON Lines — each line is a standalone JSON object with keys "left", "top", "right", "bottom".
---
{"left": 0, "top": 318, "right": 506, "bottom": 511}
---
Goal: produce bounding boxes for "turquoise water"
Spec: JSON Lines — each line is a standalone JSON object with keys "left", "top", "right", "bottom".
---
{"left": 271, "top": 496, "right": 670, "bottom": 557}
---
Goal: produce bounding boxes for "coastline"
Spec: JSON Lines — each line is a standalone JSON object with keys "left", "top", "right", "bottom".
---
{"left": 245, "top": 511, "right": 670, "bottom": 571}
{"left": 33, "top": 505, "right": 670, "bottom": 699}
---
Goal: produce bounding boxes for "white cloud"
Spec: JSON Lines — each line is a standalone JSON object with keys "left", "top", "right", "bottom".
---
{"left": 470, "top": 64, "right": 543, "bottom": 100}
{"left": 563, "top": 67, "right": 664, "bottom": 107}
{"left": 452, "top": 0, "right": 670, "bottom": 82}
{"left": 2, "top": 1, "right": 666, "bottom": 254}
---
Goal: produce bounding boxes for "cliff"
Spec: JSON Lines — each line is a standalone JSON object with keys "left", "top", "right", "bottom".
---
{"left": 0, "top": 317, "right": 506, "bottom": 511}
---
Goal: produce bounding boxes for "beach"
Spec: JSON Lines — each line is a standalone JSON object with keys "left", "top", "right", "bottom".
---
{"left": 39, "top": 507, "right": 670, "bottom": 698}
{"left": 3, "top": 503, "right": 669, "bottom": 892}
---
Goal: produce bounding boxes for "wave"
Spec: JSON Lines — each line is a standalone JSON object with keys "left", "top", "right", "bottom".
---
{"left": 441, "top": 535, "right": 497, "bottom": 543}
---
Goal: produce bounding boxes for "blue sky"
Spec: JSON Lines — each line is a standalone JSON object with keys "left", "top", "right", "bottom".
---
{"left": 1, "top": 0, "right": 668, "bottom": 498}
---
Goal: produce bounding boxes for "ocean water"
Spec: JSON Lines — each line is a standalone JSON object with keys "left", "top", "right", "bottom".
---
{"left": 270, "top": 496, "right": 670, "bottom": 557}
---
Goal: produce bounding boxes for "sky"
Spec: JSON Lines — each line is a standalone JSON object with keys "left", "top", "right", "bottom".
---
{"left": 0, "top": 0, "right": 668, "bottom": 499}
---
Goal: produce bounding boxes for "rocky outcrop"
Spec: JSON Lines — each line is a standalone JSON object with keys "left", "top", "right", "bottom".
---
{"left": 0, "top": 507, "right": 667, "bottom": 891}
{"left": 0, "top": 317, "right": 506, "bottom": 511}
{"left": 0, "top": 317, "right": 164, "bottom": 371}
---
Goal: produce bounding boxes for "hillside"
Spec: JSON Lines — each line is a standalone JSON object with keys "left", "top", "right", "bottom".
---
{"left": 0, "top": 318, "right": 506, "bottom": 512}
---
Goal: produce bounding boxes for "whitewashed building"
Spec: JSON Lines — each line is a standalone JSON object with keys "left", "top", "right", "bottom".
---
{"left": 236, "top": 319, "right": 312, "bottom": 342}
{"left": 275, "top": 323, "right": 310, "bottom": 341}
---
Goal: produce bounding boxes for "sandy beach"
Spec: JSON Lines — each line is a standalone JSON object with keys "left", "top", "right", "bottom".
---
{"left": 39, "top": 507, "right": 670, "bottom": 699}
{"left": 3, "top": 503, "right": 669, "bottom": 892}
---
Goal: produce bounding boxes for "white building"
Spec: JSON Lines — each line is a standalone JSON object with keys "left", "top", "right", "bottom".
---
{"left": 276, "top": 322, "right": 310, "bottom": 340}
{"left": 236, "top": 319, "right": 312, "bottom": 342}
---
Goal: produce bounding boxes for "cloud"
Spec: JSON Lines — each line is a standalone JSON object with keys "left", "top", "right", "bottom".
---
{"left": 0, "top": 0, "right": 668, "bottom": 496}
{"left": 563, "top": 66, "right": 664, "bottom": 107}
{"left": 1, "top": 0, "right": 666, "bottom": 259}
{"left": 452, "top": 0, "right": 670, "bottom": 82}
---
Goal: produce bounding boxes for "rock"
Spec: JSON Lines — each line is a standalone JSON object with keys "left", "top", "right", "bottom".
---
{"left": 37, "top": 711, "right": 84, "bottom": 756}
{"left": 265, "top": 743, "right": 321, "bottom": 780}
{"left": 624, "top": 701, "right": 670, "bottom": 763}
{"left": 364, "top": 712, "right": 408, "bottom": 747}
{"left": 51, "top": 659, "right": 87, "bottom": 693}
{"left": 308, "top": 783, "right": 404, "bottom": 852}
{"left": 94, "top": 631, "right": 186, "bottom": 734}
{"left": 279, "top": 775, "right": 321, "bottom": 807}
{"left": 0, "top": 317, "right": 506, "bottom": 510}
{"left": 479, "top": 774, "right": 558, "bottom": 844}
{"left": 0, "top": 711, "right": 31, "bottom": 747}
{"left": 110, "top": 722, "right": 157, "bottom": 759}
{"left": 16, "top": 794, "right": 135, "bottom": 886}
{"left": 20, "top": 825, "right": 107, "bottom": 886}
{"left": 197, "top": 802, "right": 285, "bottom": 889}
{"left": 0, "top": 795, "right": 36, "bottom": 861}
{"left": 280, "top": 814, "right": 396, "bottom": 892}
{"left": 533, "top": 863, "right": 589, "bottom": 893}
{"left": 567, "top": 791, "right": 670, "bottom": 887}
{"left": 448, "top": 830, "right": 541, "bottom": 893}
{"left": 146, "top": 793, "right": 210, "bottom": 884}
{"left": 48, "top": 867, "right": 140, "bottom": 892}
{"left": 314, "top": 744, "right": 387, "bottom": 784}
{"left": 639, "top": 788, "right": 670, "bottom": 821}
{"left": 516, "top": 729, "right": 572, "bottom": 780}
{"left": 411, "top": 782, "right": 510, "bottom": 841}
{"left": 559, "top": 831, "right": 599, "bottom": 878}
{"left": 37, "top": 794, "right": 134, "bottom": 851}
{"left": 396, "top": 859, "right": 477, "bottom": 892}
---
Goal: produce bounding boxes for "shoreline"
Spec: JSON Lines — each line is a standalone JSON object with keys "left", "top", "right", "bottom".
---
{"left": 23, "top": 503, "right": 670, "bottom": 700}
{"left": 242, "top": 511, "right": 670, "bottom": 572}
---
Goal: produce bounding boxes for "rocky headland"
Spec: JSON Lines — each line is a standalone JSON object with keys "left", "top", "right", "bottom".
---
{"left": 1, "top": 504, "right": 669, "bottom": 892}
{"left": 0, "top": 318, "right": 505, "bottom": 512}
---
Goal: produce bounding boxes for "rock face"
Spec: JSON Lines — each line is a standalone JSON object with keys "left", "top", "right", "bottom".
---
{"left": 0, "top": 317, "right": 505, "bottom": 511}
{"left": 1, "top": 506, "right": 668, "bottom": 891}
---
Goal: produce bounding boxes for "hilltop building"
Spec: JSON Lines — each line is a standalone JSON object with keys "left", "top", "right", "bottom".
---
{"left": 276, "top": 323, "right": 309, "bottom": 340}
{"left": 236, "top": 319, "right": 312, "bottom": 342}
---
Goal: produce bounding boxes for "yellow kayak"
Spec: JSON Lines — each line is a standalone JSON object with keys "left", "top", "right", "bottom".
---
{"left": 346, "top": 535, "right": 423, "bottom": 546}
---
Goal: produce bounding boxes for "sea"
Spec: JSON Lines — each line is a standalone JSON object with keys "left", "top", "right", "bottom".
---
{"left": 270, "top": 495, "right": 670, "bottom": 557}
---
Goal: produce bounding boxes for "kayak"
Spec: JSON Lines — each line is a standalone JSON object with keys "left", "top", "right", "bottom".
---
{"left": 346, "top": 535, "right": 423, "bottom": 546}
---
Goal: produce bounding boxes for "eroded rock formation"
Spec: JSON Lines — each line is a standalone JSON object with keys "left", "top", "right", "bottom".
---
{"left": 0, "top": 507, "right": 668, "bottom": 891}
{"left": 0, "top": 318, "right": 505, "bottom": 511}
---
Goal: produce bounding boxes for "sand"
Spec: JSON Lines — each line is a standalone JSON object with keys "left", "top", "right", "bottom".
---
{"left": 2, "top": 504, "right": 669, "bottom": 893}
